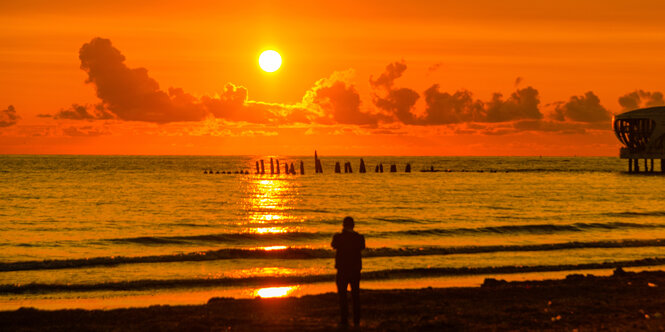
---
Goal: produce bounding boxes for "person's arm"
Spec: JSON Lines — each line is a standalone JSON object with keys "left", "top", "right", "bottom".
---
{"left": 331, "top": 234, "right": 338, "bottom": 249}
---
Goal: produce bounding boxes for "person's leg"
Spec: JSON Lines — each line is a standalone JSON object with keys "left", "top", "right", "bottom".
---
{"left": 350, "top": 272, "right": 360, "bottom": 327}
{"left": 336, "top": 273, "right": 349, "bottom": 325}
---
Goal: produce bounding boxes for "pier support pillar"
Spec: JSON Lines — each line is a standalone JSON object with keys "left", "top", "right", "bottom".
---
{"left": 645, "top": 159, "right": 648, "bottom": 172}
{"left": 634, "top": 159, "right": 640, "bottom": 172}
{"left": 628, "top": 159, "right": 633, "bottom": 173}
{"left": 662, "top": 159, "right": 665, "bottom": 173}
{"left": 651, "top": 159, "right": 655, "bottom": 173}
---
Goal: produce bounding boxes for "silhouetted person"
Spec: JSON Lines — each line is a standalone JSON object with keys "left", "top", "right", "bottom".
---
{"left": 331, "top": 216, "right": 365, "bottom": 328}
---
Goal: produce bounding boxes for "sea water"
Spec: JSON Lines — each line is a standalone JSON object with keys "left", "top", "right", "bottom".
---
{"left": 1, "top": 155, "right": 665, "bottom": 309}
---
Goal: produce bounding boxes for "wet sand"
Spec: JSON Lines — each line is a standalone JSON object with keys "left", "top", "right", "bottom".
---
{"left": 2, "top": 269, "right": 665, "bottom": 331}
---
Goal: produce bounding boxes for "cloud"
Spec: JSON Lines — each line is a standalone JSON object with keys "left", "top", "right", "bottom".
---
{"left": 61, "top": 37, "right": 386, "bottom": 127}
{"left": 514, "top": 77, "right": 523, "bottom": 87}
{"left": 62, "top": 126, "right": 108, "bottom": 137}
{"left": 618, "top": 90, "right": 665, "bottom": 111}
{"left": 420, "top": 85, "right": 484, "bottom": 124}
{"left": 76, "top": 38, "right": 209, "bottom": 123}
{"left": 0, "top": 105, "right": 20, "bottom": 127}
{"left": 55, "top": 103, "right": 114, "bottom": 120}
{"left": 551, "top": 91, "right": 611, "bottom": 123}
{"left": 370, "top": 61, "right": 420, "bottom": 124}
{"left": 484, "top": 87, "right": 542, "bottom": 122}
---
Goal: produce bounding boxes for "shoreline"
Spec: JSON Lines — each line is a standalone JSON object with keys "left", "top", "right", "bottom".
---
{"left": 3, "top": 269, "right": 665, "bottom": 331}
{"left": 3, "top": 266, "right": 662, "bottom": 311}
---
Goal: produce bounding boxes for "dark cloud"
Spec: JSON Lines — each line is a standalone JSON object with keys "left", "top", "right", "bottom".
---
{"left": 370, "top": 62, "right": 542, "bottom": 126}
{"left": 0, "top": 105, "right": 20, "bottom": 127}
{"left": 314, "top": 81, "right": 383, "bottom": 125}
{"left": 370, "top": 61, "right": 420, "bottom": 124}
{"left": 485, "top": 87, "right": 542, "bottom": 123}
{"left": 370, "top": 61, "right": 407, "bottom": 90}
{"left": 55, "top": 103, "right": 114, "bottom": 120}
{"left": 201, "top": 84, "right": 277, "bottom": 124}
{"left": 618, "top": 90, "right": 665, "bottom": 111}
{"left": 78, "top": 38, "right": 207, "bottom": 123}
{"left": 552, "top": 91, "right": 611, "bottom": 123}
{"left": 420, "top": 85, "right": 484, "bottom": 124}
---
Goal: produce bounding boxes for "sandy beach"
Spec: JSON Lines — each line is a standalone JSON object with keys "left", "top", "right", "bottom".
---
{"left": 2, "top": 268, "right": 665, "bottom": 331}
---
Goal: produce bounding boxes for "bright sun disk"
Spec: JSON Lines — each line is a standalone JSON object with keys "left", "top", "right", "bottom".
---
{"left": 259, "top": 50, "right": 282, "bottom": 72}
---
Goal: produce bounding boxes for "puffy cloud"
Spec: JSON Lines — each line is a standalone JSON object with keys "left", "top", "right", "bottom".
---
{"left": 78, "top": 38, "right": 208, "bottom": 123}
{"left": 60, "top": 37, "right": 382, "bottom": 127}
{"left": 370, "top": 61, "right": 407, "bottom": 90}
{"left": 420, "top": 85, "right": 484, "bottom": 124}
{"left": 551, "top": 91, "right": 611, "bottom": 123}
{"left": 485, "top": 87, "right": 542, "bottom": 123}
{"left": 370, "top": 61, "right": 420, "bottom": 124}
{"left": 618, "top": 90, "right": 665, "bottom": 111}
{"left": 0, "top": 105, "right": 19, "bottom": 127}
{"left": 315, "top": 81, "right": 375, "bottom": 125}
{"left": 370, "top": 62, "right": 541, "bottom": 125}
{"left": 55, "top": 103, "right": 114, "bottom": 120}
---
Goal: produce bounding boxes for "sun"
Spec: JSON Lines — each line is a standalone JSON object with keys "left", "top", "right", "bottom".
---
{"left": 259, "top": 50, "right": 282, "bottom": 73}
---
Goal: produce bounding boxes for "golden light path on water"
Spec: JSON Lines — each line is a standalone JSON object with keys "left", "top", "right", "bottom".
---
{"left": 240, "top": 175, "right": 304, "bottom": 292}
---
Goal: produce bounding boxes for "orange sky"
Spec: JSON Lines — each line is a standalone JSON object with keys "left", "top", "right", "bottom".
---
{"left": 2, "top": 0, "right": 665, "bottom": 155}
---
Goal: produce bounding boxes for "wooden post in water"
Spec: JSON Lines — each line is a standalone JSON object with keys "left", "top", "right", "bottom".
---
{"left": 314, "top": 151, "right": 323, "bottom": 173}
{"left": 644, "top": 159, "right": 648, "bottom": 172}
{"left": 270, "top": 158, "right": 274, "bottom": 175}
{"left": 634, "top": 159, "right": 640, "bottom": 172}
{"left": 628, "top": 159, "right": 633, "bottom": 173}
{"left": 335, "top": 162, "right": 341, "bottom": 173}
{"left": 260, "top": 160, "right": 265, "bottom": 174}
{"left": 359, "top": 159, "right": 366, "bottom": 173}
{"left": 290, "top": 163, "right": 295, "bottom": 174}
{"left": 405, "top": 163, "right": 411, "bottom": 173}
{"left": 300, "top": 161, "right": 305, "bottom": 175}
{"left": 255, "top": 161, "right": 260, "bottom": 174}
{"left": 390, "top": 164, "right": 397, "bottom": 172}
{"left": 375, "top": 165, "right": 379, "bottom": 172}
{"left": 380, "top": 164, "right": 384, "bottom": 173}
{"left": 276, "top": 159, "right": 280, "bottom": 174}
{"left": 347, "top": 162, "right": 353, "bottom": 173}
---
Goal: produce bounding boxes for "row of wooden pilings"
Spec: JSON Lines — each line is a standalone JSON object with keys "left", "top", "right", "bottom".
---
{"left": 331, "top": 159, "right": 411, "bottom": 173}
{"left": 627, "top": 158, "right": 665, "bottom": 173}
{"left": 315, "top": 150, "right": 411, "bottom": 173}
{"left": 205, "top": 151, "right": 413, "bottom": 175}
{"left": 255, "top": 158, "right": 305, "bottom": 175}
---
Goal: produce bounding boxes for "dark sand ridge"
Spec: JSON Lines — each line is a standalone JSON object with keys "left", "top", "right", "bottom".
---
{"left": 2, "top": 269, "right": 665, "bottom": 331}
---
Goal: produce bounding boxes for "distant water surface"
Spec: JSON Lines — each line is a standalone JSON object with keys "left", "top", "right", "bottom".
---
{"left": 2, "top": 155, "right": 665, "bottom": 309}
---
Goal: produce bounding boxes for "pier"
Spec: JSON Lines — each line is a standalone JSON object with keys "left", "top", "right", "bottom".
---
{"left": 614, "top": 107, "right": 665, "bottom": 173}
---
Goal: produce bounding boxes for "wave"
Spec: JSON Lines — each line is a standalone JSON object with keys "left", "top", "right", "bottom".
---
{"left": 3, "top": 257, "right": 665, "bottom": 294}
{"left": 603, "top": 211, "right": 665, "bottom": 218}
{"left": 106, "top": 231, "right": 328, "bottom": 245}
{"left": 102, "top": 221, "right": 665, "bottom": 245}
{"left": 4, "top": 238, "right": 665, "bottom": 272}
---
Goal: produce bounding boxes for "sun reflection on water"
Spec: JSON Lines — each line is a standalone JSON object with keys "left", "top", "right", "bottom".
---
{"left": 244, "top": 176, "right": 300, "bottom": 234}
{"left": 255, "top": 286, "right": 298, "bottom": 298}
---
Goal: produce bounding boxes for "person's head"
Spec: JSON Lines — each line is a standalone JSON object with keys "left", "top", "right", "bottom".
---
{"left": 343, "top": 216, "right": 354, "bottom": 230}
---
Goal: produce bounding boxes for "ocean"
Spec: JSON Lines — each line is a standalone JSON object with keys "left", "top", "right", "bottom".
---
{"left": 2, "top": 155, "right": 665, "bottom": 310}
